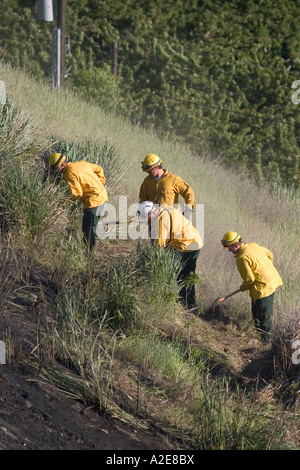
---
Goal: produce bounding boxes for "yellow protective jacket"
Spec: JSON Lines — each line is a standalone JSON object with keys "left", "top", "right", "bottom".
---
{"left": 62, "top": 161, "right": 108, "bottom": 211}
{"left": 139, "top": 169, "right": 195, "bottom": 209}
{"left": 234, "top": 243, "right": 283, "bottom": 302}
{"left": 150, "top": 207, "right": 203, "bottom": 252}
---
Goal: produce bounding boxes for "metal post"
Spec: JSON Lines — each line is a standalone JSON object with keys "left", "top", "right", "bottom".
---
{"left": 43, "top": 1, "right": 65, "bottom": 89}
{"left": 57, "top": 27, "right": 61, "bottom": 88}
{"left": 51, "top": 27, "right": 61, "bottom": 89}
{"left": 57, "top": 0, "right": 66, "bottom": 87}
{"left": 51, "top": 28, "right": 56, "bottom": 90}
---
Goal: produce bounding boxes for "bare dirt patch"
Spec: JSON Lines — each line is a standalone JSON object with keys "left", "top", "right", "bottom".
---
{"left": 0, "top": 362, "right": 176, "bottom": 451}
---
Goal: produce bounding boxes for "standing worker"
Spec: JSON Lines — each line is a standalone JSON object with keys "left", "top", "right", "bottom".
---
{"left": 139, "top": 154, "right": 195, "bottom": 219}
{"left": 48, "top": 152, "right": 108, "bottom": 250}
{"left": 138, "top": 201, "right": 203, "bottom": 309}
{"left": 221, "top": 231, "right": 283, "bottom": 342}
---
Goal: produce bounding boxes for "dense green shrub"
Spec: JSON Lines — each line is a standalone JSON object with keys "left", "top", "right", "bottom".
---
{"left": 69, "top": 64, "right": 120, "bottom": 112}
{"left": 1, "top": 1, "right": 299, "bottom": 187}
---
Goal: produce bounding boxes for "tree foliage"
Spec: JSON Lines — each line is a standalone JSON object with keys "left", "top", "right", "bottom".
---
{"left": 0, "top": 0, "right": 299, "bottom": 187}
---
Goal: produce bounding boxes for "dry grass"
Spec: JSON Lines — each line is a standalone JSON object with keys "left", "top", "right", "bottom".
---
{"left": 272, "top": 318, "right": 300, "bottom": 378}
{"left": 1, "top": 60, "right": 299, "bottom": 449}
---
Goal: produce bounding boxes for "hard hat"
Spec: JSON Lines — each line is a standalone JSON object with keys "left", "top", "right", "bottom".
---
{"left": 137, "top": 201, "right": 154, "bottom": 219}
{"left": 48, "top": 152, "right": 66, "bottom": 170}
{"left": 141, "top": 154, "right": 162, "bottom": 172}
{"left": 221, "top": 231, "right": 242, "bottom": 248}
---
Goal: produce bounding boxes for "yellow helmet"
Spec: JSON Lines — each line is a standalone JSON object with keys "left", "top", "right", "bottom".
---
{"left": 48, "top": 152, "right": 66, "bottom": 170}
{"left": 221, "top": 231, "right": 242, "bottom": 248}
{"left": 141, "top": 153, "right": 162, "bottom": 172}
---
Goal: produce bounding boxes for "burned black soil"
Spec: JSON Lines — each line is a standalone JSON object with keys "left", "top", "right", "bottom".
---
{"left": 0, "top": 362, "right": 174, "bottom": 451}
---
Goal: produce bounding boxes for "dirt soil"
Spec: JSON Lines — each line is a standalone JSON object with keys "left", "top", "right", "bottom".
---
{"left": 0, "top": 290, "right": 177, "bottom": 451}
{"left": 0, "top": 255, "right": 286, "bottom": 452}
{"left": 0, "top": 363, "right": 173, "bottom": 451}
{"left": 0, "top": 306, "right": 270, "bottom": 452}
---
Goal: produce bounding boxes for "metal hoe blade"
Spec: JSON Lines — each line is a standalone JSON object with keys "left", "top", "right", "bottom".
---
{"left": 212, "top": 289, "right": 241, "bottom": 313}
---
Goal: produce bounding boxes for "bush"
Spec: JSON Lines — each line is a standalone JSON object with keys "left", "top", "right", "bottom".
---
{"left": 103, "top": 259, "right": 141, "bottom": 331}
{"left": 49, "top": 138, "right": 124, "bottom": 188}
{"left": 136, "top": 241, "right": 182, "bottom": 305}
{"left": 70, "top": 64, "right": 120, "bottom": 112}
{"left": 192, "top": 376, "right": 282, "bottom": 450}
{"left": 0, "top": 101, "right": 36, "bottom": 163}
{"left": 0, "top": 162, "right": 67, "bottom": 242}
{"left": 48, "top": 287, "right": 115, "bottom": 411}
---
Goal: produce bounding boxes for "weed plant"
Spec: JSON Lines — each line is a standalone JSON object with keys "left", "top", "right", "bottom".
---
{"left": 48, "top": 230, "right": 95, "bottom": 289}
{"left": 50, "top": 138, "right": 124, "bottom": 189}
{"left": 0, "top": 100, "right": 37, "bottom": 162}
{"left": 0, "top": 161, "right": 68, "bottom": 244}
{"left": 48, "top": 287, "right": 115, "bottom": 411}
{"left": 0, "top": 242, "right": 19, "bottom": 313}
{"left": 102, "top": 259, "right": 141, "bottom": 331}
{"left": 272, "top": 318, "right": 300, "bottom": 381}
{"left": 136, "top": 241, "right": 182, "bottom": 306}
{"left": 119, "top": 333, "right": 206, "bottom": 389}
{"left": 191, "top": 376, "right": 283, "bottom": 450}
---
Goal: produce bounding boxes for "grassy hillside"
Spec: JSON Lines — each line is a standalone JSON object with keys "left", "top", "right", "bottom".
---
{"left": 2, "top": 61, "right": 299, "bottom": 315}
{"left": 0, "top": 61, "right": 300, "bottom": 450}
{"left": 1, "top": 0, "right": 300, "bottom": 188}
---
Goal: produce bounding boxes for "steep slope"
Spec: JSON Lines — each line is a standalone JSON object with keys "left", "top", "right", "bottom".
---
{"left": 0, "top": 62, "right": 299, "bottom": 451}
{"left": 0, "top": 240, "right": 289, "bottom": 451}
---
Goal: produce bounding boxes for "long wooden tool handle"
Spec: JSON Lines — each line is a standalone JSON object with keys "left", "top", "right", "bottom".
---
{"left": 219, "top": 289, "right": 241, "bottom": 303}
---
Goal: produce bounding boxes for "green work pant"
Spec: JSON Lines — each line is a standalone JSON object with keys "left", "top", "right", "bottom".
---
{"left": 82, "top": 204, "right": 105, "bottom": 250}
{"left": 251, "top": 292, "right": 274, "bottom": 342}
{"left": 177, "top": 249, "right": 201, "bottom": 308}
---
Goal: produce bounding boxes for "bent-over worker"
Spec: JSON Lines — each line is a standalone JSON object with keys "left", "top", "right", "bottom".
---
{"left": 221, "top": 231, "right": 283, "bottom": 342}
{"left": 48, "top": 152, "right": 108, "bottom": 250}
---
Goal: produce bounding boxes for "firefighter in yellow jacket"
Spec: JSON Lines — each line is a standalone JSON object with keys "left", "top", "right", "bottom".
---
{"left": 138, "top": 201, "right": 203, "bottom": 309}
{"left": 139, "top": 154, "right": 195, "bottom": 218}
{"left": 48, "top": 152, "right": 108, "bottom": 250}
{"left": 221, "top": 231, "right": 283, "bottom": 342}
